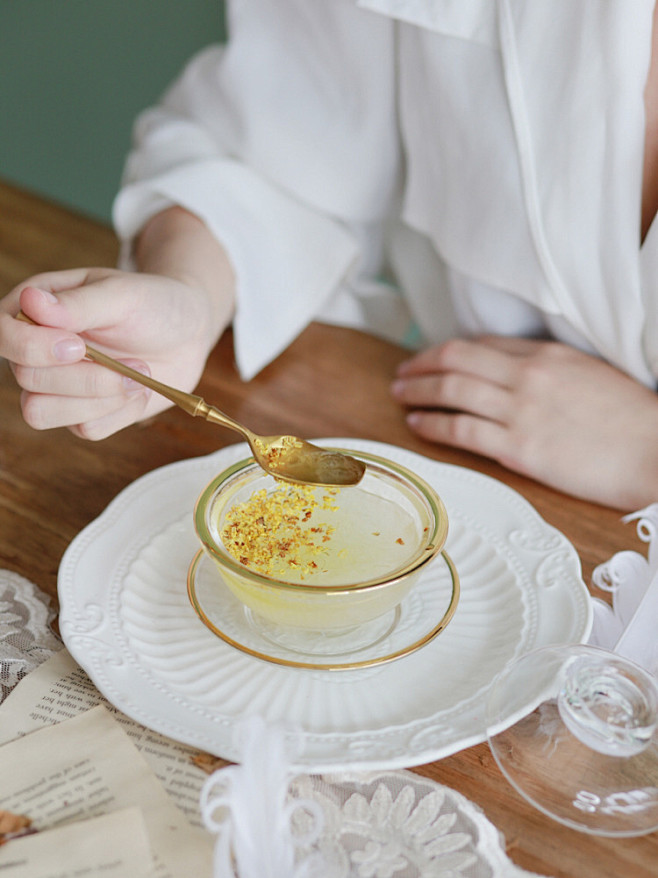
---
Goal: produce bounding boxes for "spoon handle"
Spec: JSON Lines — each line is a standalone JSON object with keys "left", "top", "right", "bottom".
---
{"left": 83, "top": 344, "right": 206, "bottom": 417}
{"left": 15, "top": 311, "right": 250, "bottom": 439}
{"left": 84, "top": 346, "right": 252, "bottom": 440}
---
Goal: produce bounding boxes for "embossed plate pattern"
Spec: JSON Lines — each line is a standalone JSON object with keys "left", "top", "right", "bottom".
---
{"left": 58, "top": 439, "right": 592, "bottom": 771}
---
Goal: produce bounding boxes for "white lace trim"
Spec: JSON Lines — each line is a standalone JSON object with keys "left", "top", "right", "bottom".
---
{"left": 0, "top": 570, "right": 61, "bottom": 702}
{"left": 288, "top": 771, "right": 547, "bottom": 877}
{"left": 200, "top": 717, "right": 551, "bottom": 878}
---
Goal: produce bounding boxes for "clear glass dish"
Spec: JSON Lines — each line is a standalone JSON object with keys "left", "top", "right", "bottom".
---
{"left": 486, "top": 644, "right": 658, "bottom": 837}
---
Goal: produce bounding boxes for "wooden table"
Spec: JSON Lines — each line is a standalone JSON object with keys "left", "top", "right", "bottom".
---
{"left": 1, "top": 179, "right": 656, "bottom": 877}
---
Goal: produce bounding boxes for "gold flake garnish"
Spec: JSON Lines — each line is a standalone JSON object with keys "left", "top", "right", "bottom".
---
{"left": 221, "top": 483, "right": 341, "bottom": 579}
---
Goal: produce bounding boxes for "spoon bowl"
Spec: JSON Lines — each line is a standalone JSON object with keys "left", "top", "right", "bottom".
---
{"left": 83, "top": 347, "right": 366, "bottom": 486}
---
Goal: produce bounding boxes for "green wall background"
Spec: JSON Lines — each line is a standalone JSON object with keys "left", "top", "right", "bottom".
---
{"left": 0, "top": 1, "right": 226, "bottom": 223}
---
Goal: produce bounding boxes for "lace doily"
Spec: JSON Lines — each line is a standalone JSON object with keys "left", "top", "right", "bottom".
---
{"left": 200, "top": 717, "right": 549, "bottom": 878}
{"left": 287, "top": 771, "right": 544, "bottom": 878}
{"left": 0, "top": 570, "right": 61, "bottom": 702}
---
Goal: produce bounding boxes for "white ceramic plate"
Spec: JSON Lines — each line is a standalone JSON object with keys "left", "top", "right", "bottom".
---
{"left": 58, "top": 439, "right": 592, "bottom": 771}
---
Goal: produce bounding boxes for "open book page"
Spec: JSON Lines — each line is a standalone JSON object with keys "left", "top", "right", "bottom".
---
{"left": 0, "top": 807, "right": 154, "bottom": 878}
{"left": 0, "top": 649, "right": 226, "bottom": 827}
{"left": 0, "top": 705, "right": 213, "bottom": 878}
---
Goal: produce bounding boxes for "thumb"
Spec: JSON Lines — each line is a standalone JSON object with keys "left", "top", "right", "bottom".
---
{"left": 18, "top": 269, "right": 127, "bottom": 333}
{"left": 19, "top": 284, "right": 80, "bottom": 331}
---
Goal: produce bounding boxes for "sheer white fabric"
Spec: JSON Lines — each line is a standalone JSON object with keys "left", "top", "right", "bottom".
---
{"left": 589, "top": 503, "right": 658, "bottom": 677}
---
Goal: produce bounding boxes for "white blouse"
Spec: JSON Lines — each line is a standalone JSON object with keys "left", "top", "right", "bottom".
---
{"left": 113, "top": 0, "right": 658, "bottom": 386}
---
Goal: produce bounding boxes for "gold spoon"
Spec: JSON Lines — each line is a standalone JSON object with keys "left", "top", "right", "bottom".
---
{"left": 16, "top": 312, "right": 366, "bottom": 487}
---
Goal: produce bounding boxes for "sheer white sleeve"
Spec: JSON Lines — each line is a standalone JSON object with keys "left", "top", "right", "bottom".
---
{"left": 113, "top": 1, "right": 401, "bottom": 379}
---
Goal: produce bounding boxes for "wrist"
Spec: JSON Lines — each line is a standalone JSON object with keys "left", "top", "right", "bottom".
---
{"left": 134, "top": 206, "right": 236, "bottom": 343}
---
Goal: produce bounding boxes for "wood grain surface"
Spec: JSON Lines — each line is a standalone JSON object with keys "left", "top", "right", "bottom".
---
{"left": 1, "top": 178, "right": 655, "bottom": 877}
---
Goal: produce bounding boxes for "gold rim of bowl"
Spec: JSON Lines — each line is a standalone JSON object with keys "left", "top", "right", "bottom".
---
{"left": 193, "top": 448, "right": 450, "bottom": 596}
{"left": 186, "top": 547, "right": 460, "bottom": 671}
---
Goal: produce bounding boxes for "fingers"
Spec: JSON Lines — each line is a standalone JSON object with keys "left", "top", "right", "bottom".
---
{"left": 476, "top": 334, "right": 548, "bottom": 356}
{"left": 16, "top": 356, "right": 153, "bottom": 438}
{"left": 21, "top": 272, "right": 130, "bottom": 335}
{"left": 13, "top": 268, "right": 97, "bottom": 300}
{"left": 391, "top": 337, "right": 528, "bottom": 465}
{"left": 2, "top": 272, "right": 146, "bottom": 368}
{"left": 396, "top": 337, "right": 519, "bottom": 387}
{"left": 68, "top": 409, "right": 147, "bottom": 442}
{"left": 391, "top": 370, "right": 511, "bottom": 422}
{"left": 392, "top": 337, "right": 527, "bottom": 424}
{"left": 0, "top": 284, "right": 89, "bottom": 367}
{"left": 12, "top": 358, "right": 151, "bottom": 397}
{"left": 13, "top": 269, "right": 134, "bottom": 341}
{"left": 22, "top": 387, "right": 152, "bottom": 440}
{"left": 0, "top": 313, "right": 86, "bottom": 368}
{"left": 18, "top": 284, "right": 78, "bottom": 330}
{"left": 405, "top": 409, "right": 514, "bottom": 464}
{"left": 18, "top": 277, "right": 125, "bottom": 337}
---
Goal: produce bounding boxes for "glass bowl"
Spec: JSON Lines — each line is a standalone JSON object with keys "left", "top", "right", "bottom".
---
{"left": 192, "top": 448, "right": 450, "bottom": 632}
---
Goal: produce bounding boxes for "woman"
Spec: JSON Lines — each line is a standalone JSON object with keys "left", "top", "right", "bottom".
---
{"left": 2, "top": 0, "right": 658, "bottom": 509}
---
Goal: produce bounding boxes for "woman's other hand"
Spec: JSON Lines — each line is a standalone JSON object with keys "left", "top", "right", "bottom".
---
{"left": 391, "top": 336, "right": 658, "bottom": 510}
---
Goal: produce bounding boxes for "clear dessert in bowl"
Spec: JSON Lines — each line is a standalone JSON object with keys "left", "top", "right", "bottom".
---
{"left": 192, "top": 448, "right": 453, "bottom": 634}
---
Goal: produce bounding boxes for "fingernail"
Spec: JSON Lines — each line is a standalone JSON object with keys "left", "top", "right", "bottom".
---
{"left": 54, "top": 338, "right": 85, "bottom": 362}
{"left": 121, "top": 362, "right": 151, "bottom": 395}
{"left": 123, "top": 378, "right": 152, "bottom": 397}
{"left": 39, "top": 288, "right": 58, "bottom": 304}
{"left": 124, "top": 384, "right": 152, "bottom": 402}
{"left": 391, "top": 379, "right": 405, "bottom": 397}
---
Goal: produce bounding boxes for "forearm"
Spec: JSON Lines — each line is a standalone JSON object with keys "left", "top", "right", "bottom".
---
{"left": 134, "top": 206, "right": 236, "bottom": 348}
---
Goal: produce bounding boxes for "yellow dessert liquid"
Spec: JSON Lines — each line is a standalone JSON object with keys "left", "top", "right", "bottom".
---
{"left": 217, "top": 480, "right": 425, "bottom": 586}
